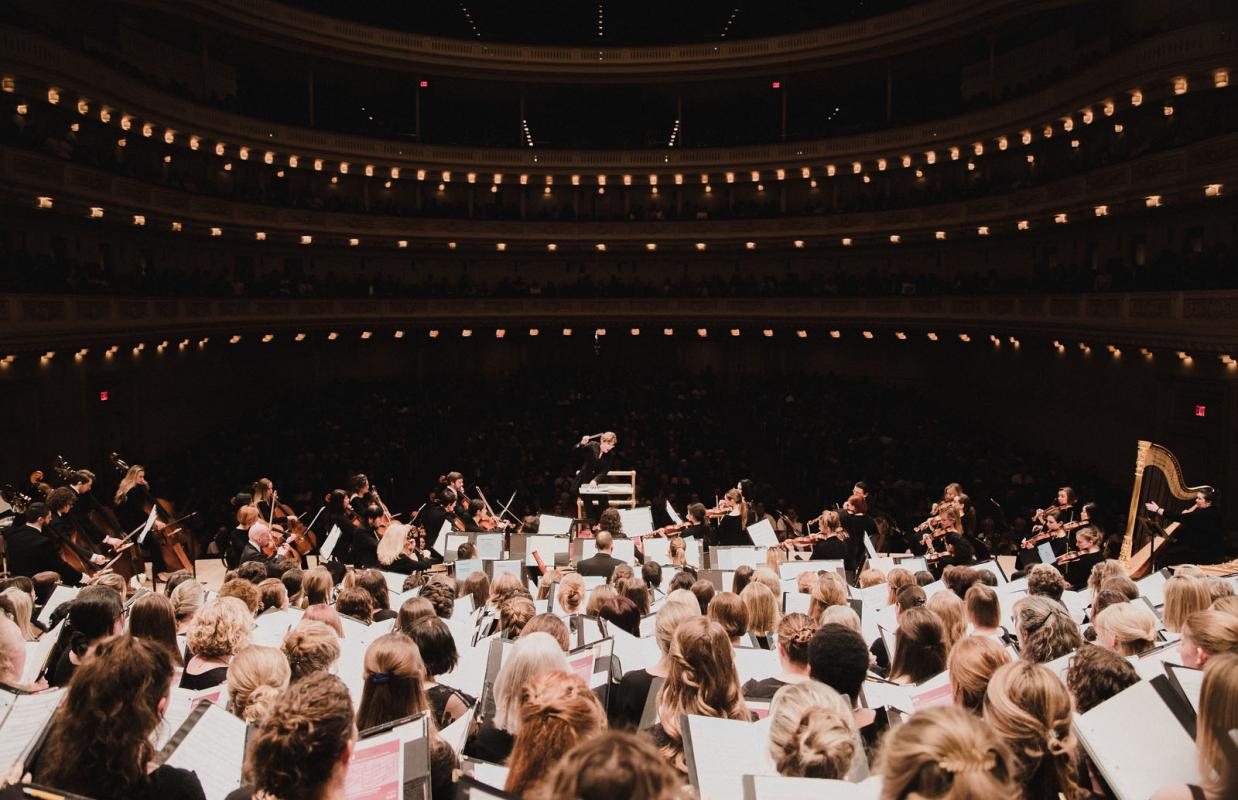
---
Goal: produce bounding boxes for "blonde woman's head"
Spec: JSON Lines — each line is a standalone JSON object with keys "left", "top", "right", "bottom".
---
{"left": 767, "top": 680, "right": 858, "bottom": 779}
{"left": 227, "top": 645, "right": 291, "bottom": 722}
{"left": 186, "top": 597, "right": 253, "bottom": 660}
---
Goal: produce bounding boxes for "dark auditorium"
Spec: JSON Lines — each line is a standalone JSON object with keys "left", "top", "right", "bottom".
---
{"left": 0, "top": 0, "right": 1236, "bottom": 798}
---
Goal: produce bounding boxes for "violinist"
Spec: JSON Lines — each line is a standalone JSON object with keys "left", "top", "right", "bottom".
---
{"left": 804, "top": 510, "right": 851, "bottom": 561}
{"left": 1055, "top": 525, "right": 1104, "bottom": 589}
{"left": 324, "top": 489, "right": 361, "bottom": 563}
{"left": 443, "top": 471, "right": 474, "bottom": 526}
{"left": 419, "top": 487, "right": 461, "bottom": 548}
{"left": 252, "top": 478, "right": 287, "bottom": 525}
{"left": 713, "top": 488, "right": 748, "bottom": 547}
{"left": 840, "top": 493, "right": 877, "bottom": 571}
{"left": 1018, "top": 509, "right": 1067, "bottom": 567}
{"left": 375, "top": 522, "right": 439, "bottom": 574}
{"left": 225, "top": 505, "right": 260, "bottom": 569}
{"left": 684, "top": 503, "right": 710, "bottom": 541}
{"left": 1033, "top": 487, "right": 1079, "bottom": 527}
{"left": 4, "top": 501, "right": 83, "bottom": 584}
{"left": 239, "top": 522, "right": 293, "bottom": 565}
{"left": 45, "top": 487, "right": 110, "bottom": 572}
{"left": 350, "top": 504, "right": 386, "bottom": 569}
{"left": 348, "top": 474, "right": 377, "bottom": 519}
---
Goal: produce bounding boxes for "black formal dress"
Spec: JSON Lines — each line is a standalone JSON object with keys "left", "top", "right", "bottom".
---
{"left": 1157, "top": 505, "right": 1224, "bottom": 566}
{"left": 351, "top": 525, "right": 381, "bottom": 569}
{"left": 1060, "top": 550, "right": 1104, "bottom": 589}
{"left": 713, "top": 515, "right": 750, "bottom": 547}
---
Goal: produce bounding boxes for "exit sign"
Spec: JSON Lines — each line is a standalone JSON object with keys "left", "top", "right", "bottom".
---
{"left": 1194, "top": 404, "right": 1206, "bottom": 417}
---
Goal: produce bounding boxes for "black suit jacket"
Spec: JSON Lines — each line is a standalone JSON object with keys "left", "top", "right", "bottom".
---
{"left": 575, "top": 552, "right": 626, "bottom": 579}
{"left": 239, "top": 543, "right": 272, "bottom": 566}
{"left": 571, "top": 442, "right": 615, "bottom": 493}
{"left": 5, "top": 523, "right": 82, "bottom": 584}
{"left": 351, "top": 526, "right": 381, "bottom": 569}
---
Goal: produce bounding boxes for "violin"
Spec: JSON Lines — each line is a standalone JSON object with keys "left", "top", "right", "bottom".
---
{"left": 284, "top": 514, "right": 318, "bottom": 559}
{"left": 646, "top": 521, "right": 689, "bottom": 539}
{"left": 1054, "top": 550, "right": 1088, "bottom": 564}
{"left": 704, "top": 499, "right": 734, "bottom": 519}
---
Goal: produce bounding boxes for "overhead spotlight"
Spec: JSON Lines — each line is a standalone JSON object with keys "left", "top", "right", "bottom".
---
{"left": 793, "top": 240, "right": 806, "bottom": 248}
{"left": 745, "top": 241, "right": 757, "bottom": 250}
{"left": 927, "top": 332, "right": 939, "bottom": 341}
{"left": 729, "top": 329, "right": 741, "bottom": 337}
{"left": 958, "top": 333, "right": 971, "bottom": 342}
{"left": 829, "top": 330, "right": 841, "bottom": 339}
{"left": 1145, "top": 195, "right": 1162, "bottom": 208}
{"left": 294, "top": 333, "right": 306, "bottom": 342}
{"left": 895, "top": 331, "right": 907, "bottom": 340}
{"left": 889, "top": 235, "right": 901, "bottom": 244}
{"left": 36, "top": 196, "right": 53, "bottom": 209}
{"left": 562, "top": 328, "right": 572, "bottom": 336}
{"left": 697, "top": 328, "right": 708, "bottom": 338}
{"left": 429, "top": 330, "right": 439, "bottom": 338}
{"left": 546, "top": 243, "right": 557, "bottom": 252}
{"left": 398, "top": 240, "right": 408, "bottom": 248}
{"left": 327, "top": 332, "right": 338, "bottom": 341}
{"left": 977, "top": 226, "right": 989, "bottom": 236}
{"left": 229, "top": 335, "right": 242, "bottom": 344}
{"left": 840, "top": 238, "right": 852, "bottom": 247}
{"left": 89, "top": 207, "right": 103, "bottom": 219}
{"left": 393, "top": 330, "right": 405, "bottom": 339}
{"left": 645, "top": 243, "right": 658, "bottom": 251}
{"left": 495, "top": 329, "right": 506, "bottom": 339}
{"left": 763, "top": 329, "right": 774, "bottom": 338}
{"left": 695, "top": 242, "right": 707, "bottom": 251}
{"left": 255, "top": 231, "right": 266, "bottom": 241}
{"left": 360, "top": 331, "right": 373, "bottom": 340}
{"left": 1204, "top": 184, "right": 1223, "bottom": 197}
{"left": 796, "top": 330, "right": 808, "bottom": 339}
{"left": 630, "top": 328, "right": 640, "bottom": 336}
{"left": 862, "top": 331, "right": 874, "bottom": 339}
{"left": 1017, "top": 219, "right": 1030, "bottom": 230}
{"left": 261, "top": 334, "right": 274, "bottom": 343}
{"left": 301, "top": 235, "right": 312, "bottom": 245}
{"left": 461, "top": 329, "right": 473, "bottom": 338}
{"left": 595, "top": 328, "right": 606, "bottom": 337}
{"left": 1054, "top": 213, "right": 1068, "bottom": 224}
{"left": 1094, "top": 205, "right": 1109, "bottom": 217}
{"left": 495, "top": 242, "right": 507, "bottom": 251}
{"left": 595, "top": 243, "right": 607, "bottom": 252}
{"left": 529, "top": 328, "right": 539, "bottom": 336}
{"left": 935, "top": 231, "right": 946, "bottom": 240}
{"left": 663, "top": 328, "right": 674, "bottom": 336}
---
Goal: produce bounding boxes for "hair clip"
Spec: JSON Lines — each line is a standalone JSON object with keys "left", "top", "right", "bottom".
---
{"left": 369, "top": 670, "right": 392, "bottom": 685}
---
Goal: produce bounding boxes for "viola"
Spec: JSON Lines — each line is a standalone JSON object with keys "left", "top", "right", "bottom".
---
{"left": 284, "top": 514, "right": 318, "bottom": 558}
{"left": 645, "top": 521, "right": 689, "bottom": 538}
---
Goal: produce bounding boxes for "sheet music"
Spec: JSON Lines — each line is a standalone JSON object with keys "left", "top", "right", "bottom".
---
{"left": 642, "top": 537, "right": 671, "bottom": 565}
{"left": 454, "top": 559, "right": 483, "bottom": 584}
{"left": 580, "top": 538, "right": 636, "bottom": 564}
{"left": 746, "top": 519, "right": 779, "bottom": 548}
{"left": 610, "top": 625, "right": 662, "bottom": 675}
{"left": 0, "top": 689, "right": 63, "bottom": 772}
{"left": 742, "top": 775, "right": 883, "bottom": 800}
{"left": 867, "top": 556, "right": 896, "bottom": 574}
{"left": 712, "top": 547, "right": 766, "bottom": 571}
{"left": 859, "top": 679, "right": 913, "bottom": 714}
{"left": 489, "top": 559, "right": 522, "bottom": 582}
{"left": 378, "top": 570, "right": 407, "bottom": 596}
{"left": 639, "top": 613, "right": 657, "bottom": 638}
{"left": 523, "top": 535, "right": 570, "bottom": 567}
{"left": 1137, "top": 570, "right": 1169, "bottom": 607}
{"left": 252, "top": 608, "right": 304, "bottom": 649}
{"left": 345, "top": 730, "right": 404, "bottom": 800}
{"left": 894, "top": 556, "right": 928, "bottom": 573}
{"left": 970, "top": 560, "right": 1008, "bottom": 585}
{"left": 1074, "top": 679, "right": 1200, "bottom": 800}
{"left": 468, "top": 760, "right": 510, "bottom": 790}
{"left": 164, "top": 703, "right": 247, "bottom": 800}
{"left": 666, "top": 502, "right": 683, "bottom": 525}
{"left": 445, "top": 534, "right": 470, "bottom": 558}
{"left": 429, "top": 520, "right": 452, "bottom": 558}
{"left": 733, "top": 647, "right": 779, "bottom": 684}
{"left": 1166, "top": 664, "right": 1203, "bottom": 715}
{"left": 320, "top": 524, "right": 343, "bottom": 560}
{"left": 440, "top": 706, "right": 475, "bottom": 755}
{"left": 336, "top": 636, "right": 369, "bottom": 703}
{"left": 339, "top": 613, "right": 372, "bottom": 640}
{"left": 684, "top": 715, "right": 775, "bottom": 800}
{"left": 862, "top": 534, "right": 878, "bottom": 560}
{"left": 681, "top": 536, "right": 701, "bottom": 567}
{"left": 137, "top": 502, "right": 160, "bottom": 546}
{"left": 474, "top": 534, "right": 503, "bottom": 561}
{"left": 779, "top": 560, "right": 844, "bottom": 583}
{"left": 37, "top": 584, "right": 79, "bottom": 627}
{"left": 618, "top": 507, "right": 655, "bottom": 537}
{"left": 538, "top": 515, "right": 573, "bottom": 536}
{"left": 908, "top": 670, "right": 953, "bottom": 711}
{"left": 21, "top": 620, "right": 63, "bottom": 685}
{"left": 1036, "top": 542, "right": 1057, "bottom": 565}
{"left": 783, "top": 591, "right": 812, "bottom": 615}
{"left": 451, "top": 594, "right": 477, "bottom": 623}
{"left": 440, "top": 642, "right": 489, "bottom": 698}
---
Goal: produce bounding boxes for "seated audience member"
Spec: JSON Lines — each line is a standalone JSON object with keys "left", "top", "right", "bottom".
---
{"left": 1177, "top": 609, "right": 1238, "bottom": 668}
{"left": 521, "top": 612, "right": 571, "bottom": 651}
{"left": 731, "top": 565, "right": 755, "bottom": 597}
{"left": 171, "top": 579, "right": 205, "bottom": 634}
{"left": 227, "top": 644, "right": 292, "bottom": 723}
{"left": 858, "top": 569, "right": 886, "bottom": 588}
{"left": 807, "top": 623, "right": 870, "bottom": 710}
{"left": 35, "top": 636, "right": 207, "bottom": 800}
{"left": 505, "top": 670, "right": 608, "bottom": 797}
{"left": 619, "top": 579, "right": 652, "bottom": 617}
{"left": 1026, "top": 564, "right": 1068, "bottom": 603}
{"left": 127, "top": 592, "right": 182, "bottom": 665}
{"left": 983, "top": 661, "right": 1080, "bottom": 800}
{"left": 877, "top": 705, "right": 1017, "bottom": 798}
{"left": 1086, "top": 559, "right": 1127, "bottom": 600}
{"left": 1093, "top": 601, "right": 1158, "bottom": 656}
{"left": 964, "top": 583, "right": 1004, "bottom": 639}
{"left": 948, "top": 635, "right": 1011, "bottom": 714}
{"left": 927, "top": 590, "right": 966, "bottom": 652}
{"left": 1012, "top": 596, "right": 1082, "bottom": 663}
{"left": 542, "top": 731, "right": 683, "bottom": 800}
{"left": 489, "top": 572, "right": 525, "bottom": 609}
{"left": 354, "top": 569, "right": 396, "bottom": 621}
{"left": 397, "top": 596, "right": 437, "bottom": 637}
{"left": 465, "top": 632, "right": 569, "bottom": 763}
{"left": 219, "top": 578, "right": 261, "bottom": 615}
{"left": 889, "top": 606, "right": 948, "bottom": 685}
{"left": 236, "top": 562, "right": 269, "bottom": 586}
{"left": 335, "top": 587, "right": 375, "bottom": 623}
{"left": 707, "top": 592, "right": 748, "bottom": 644}
{"left": 283, "top": 620, "right": 342, "bottom": 682}
{"left": 499, "top": 596, "right": 537, "bottom": 638}
{"left": 409, "top": 616, "right": 476, "bottom": 728}
{"left": 460, "top": 570, "right": 490, "bottom": 612}
{"left": 0, "top": 616, "right": 29, "bottom": 687}
{"left": 1064, "top": 643, "right": 1138, "bottom": 713}
{"left": 612, "top": 601, "right": 697, "bottom": 728}
{"left": 689, "top": 580, "right": 715, "bottom": 615}
{"left": 556, "top": 572, "right": 586, "bottom": 616}
{"left": 50, "top": 585, "right": 123, "bottom": 687}
{"left": 807, "top": 572, "right": 848, "bottom": 623}
{"left": 1097, "top": 574, "right": 1139, "bottom": 602}
{"left": 457, "top": 542, "right": 478, "bottom": 561}
{"left": 227, "top": 673, "right": 355, "bottom": 800}
{"left": 915, "top": 570, "right": 936, "bottom": 587}
{"left": 743, "top": 612, "right": 817, "bottom": 700}
{"left": 649, "top": 616, "right": 750, "bottom": 771}
{"left": 1152, "top": 653, "right": 1238, "bottom": 800}
{"left": 767, "top": 680, "right": 861, "bottom": 780}
{"left": 741, "top": 581, "right": 779, "bottom": 646}
{"left": 257, "top": 578, "right": 289, "bottom": 612}
{"left": 1163, "top": 575, "right": 1213, "bottom": 634}
{"left": 182, "top": 597, "right": 253, "bottom": 690}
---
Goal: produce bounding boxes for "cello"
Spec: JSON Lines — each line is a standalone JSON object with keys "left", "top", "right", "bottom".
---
{"left": 110, "top": 453, "right": 196, "bottom": 575}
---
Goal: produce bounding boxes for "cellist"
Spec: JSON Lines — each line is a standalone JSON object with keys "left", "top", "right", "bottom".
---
{"left": 45, "top": 487, "right": 109, "bottom": 572}
{"left": 114, "top": 464, "right": 170, "bottom": 578}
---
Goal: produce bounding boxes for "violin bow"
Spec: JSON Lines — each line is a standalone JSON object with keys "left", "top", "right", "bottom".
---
{"left": 496, "top": 491, "right": 521, "bottom": 525}
{"left": 302, "top": 504, "right": 327, "bottom": 534}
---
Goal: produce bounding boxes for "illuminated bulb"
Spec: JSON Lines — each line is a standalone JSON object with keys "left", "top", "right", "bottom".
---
{"left": 120, "top": 114, "right": 132, "bottom": 131}
{"left": 289, "top": 155, "right": 298, "bottom": 167}
{"left": 1082, "top": 108, "right": 1094, "bottom": 124}
{"left": 841, "top": 238, "right": 852, "bottom": 247}
{"left": 99, "top": 107, "right": 112, "bottom": 124}
{"left": 294, "top": 333, "right": 306, "bottom": 342}
{"left": 495, "top": 329, "right": 505, "bottom": 339}
{"left": 967, "top": 161, "right": 975, "bottom": 171}
{"left": 36, "top": 196, "right": 53, "bottom": 209}
{"left": 997, "top": 137, "right": 1007, "bottom": 151}
{"left": 1173, "top": 76, "right": 1188, "bottom": 95}
{"left": 801, "top": 167, "right": 811, "bottom": 178}
{"left": 630, "top": 328, "right": 640, "bottom": 336}
{"left": 239, "top": 146, "right": 250, "bottom": 159}
{"left": 623, "top": 174, "right": 631, "bottom": 186}
{"left": 829, "top": 330, "right": 841, "bottom": 339}
{"left": 1043, "top": 125, "right": 1054, "bottom": 139}
{"left": 725, "top": 172, "right": 735, "bottom": 183}
{"left": 262, "top": 334, "right": 274, "bottom": 343}
{"left": 959, "top": 333, "right": 971, "bottom": 342}
{"left": 935, "top": 231, "right": 946, "bottom": 240}
{"left": 730, "top": 329, "right": 741, "bottom": 337}
{"left": 428, "top": 330, "right": 439, "bottom": 339}
{"left": 171, "top": 221, "right": 182, "bottom": 232}
{"left": 1103, "top": 100, "right": 1115, "bottom": 116}
{"left": 229, "top": 335, "right": 241, "bottom": 344}
{"left": 598, "top": 175, "right": 607, "bottom": 186}
{"left": 529, "top": 328, "right": 539, "bottom": 337}
{"left": 862, "top": 331, "right": 874, "bottom": 339}
{"left": 496, "top": 242, "right": 507, "bottom": 251}
{"left": 89, "top": 207, "right": 103, "bottom": 218}
{"left": 645, "top": 243, "right": 657, "bottom": 251}
{"left": 927, "top": 332, "right": 939, "bottom": 341}
{"left": 877, "top": 159, "right": 887, "bottom": 171}
{"left": 1054, "top": 213, "right": 1068, "bottom": 224}
{"left": 794, "top": 240, "right": 806, "bottom": 248}
{"left": 663, "top": 328, "right": 674, "bottom": 336}
{"left": 461, "top": 329, "right": 472, "bottom": 338}
{"left": 561, "top": 328, "right": 572, "bottom": 336}
{"left": 543, "top": 186, "right": 551, "bottom": 195}
{"left": 47, "top": 87, "right": 60, "bottom": 104}
{"left": 674, "top": 174, "right": 683, "bottom": 185}
{"left": 1094, "top": 205, "right": 1108, "bottom": 217}
{"left": 763, "top": 329, "right": 774, "bottom": 338}
{"left": 518, "top": 174, "right": 528, "bottom": 185}
{"left": 1027, "top": 154, "right": 1035, "bottom": 164}
{"left": 571, "top": 175, "right": 581, "bottom": 186}
{"left": 1062, "top": 117, "right": 1074, "bottom": 133}
{"left": 1017, "top": 219, "right": 1030, "bottom": 231}
{"left": 696, "top": 328, "right": 708, "bottom": 338}
{"left": 1204, "top": 184, "right": 1223, "bottom": 197}
{"left": 595, "top": 243, "right": 607, "bottom": 252}
{"left": 811, "top": 179, "right": 819, "bottom": 187}
{"left": 745, "top": 241, "right": 756, "bottom": 250}
{"left": 1215, "top": 69, "right": 1229, "bottom": 88}
{"left": 826, "top": 164, "right": 837, "bottom": 176}
{"left": 215, "top": 142, "right": 226, "bottom": 156}
{"left": 796, "top": 330, "right": 808, "bottom": 339}
{"left": 387, "top": 181, "right": 394, "bottom": 189}
{"left": 901, "top": 155, "right": 912, "bottom": 168}
{"left": 255, "top": 231, "right": 266, "bottom": 241}
{"left": 1021, "top": 130, "right": 1032, "bottom": 145}
{"left": 133, "top": 214, "right": 145, "bottom": 226}
{"left": 1131, "top": 89, "right": 1143, "bottom": 106}
{"left": 895, "top": 332, "right": 907, "bottom": 340}
{"left": 264, "top": 151, "right": 274, "bottom": 164}
{"left": 977, "top": 226, "right": 990, "bottom": 236}
{"left": 913, "top": 170, "right": 923, "bottom": 179}
{"left": 1163, "top": 105, "right": 1174, "bottom": 117}
{"left": 210, "top": 227, "right": 222, "bottom": 237}
{"left": 1114, "top": 123, "right": 1124, "bottom": 133}
{"left": 546, "top": 243, "right": 557, "bottom": 252}
{"left": 754, "top": 184, "right": 761, "bottom": 191}
{"left": 750, "top": 171, "right": 760, "bottom": 182}
{"left": 695, "top": 242, "right": 707, "bottom": 251}
{"left": 300, "top": 235, "right": 312, "bottom": 245}
{"left": 595, "top": 329, "right": 606, "bottom": 337}
{"left": 775, "top": 169, "right": 785, "bottom": 181}
{"left": 76, "top": 98, "right": 89, "bottom": 114}
{"left": 441, "top": 171, "right": 451, "bottom": 182}
{"left": 949, "top": 146, "right": 960, "bottom": 160}
{"left": 702, "top": 185, "right": 710, "bottom": 193}
{"left": 924, "top": 151, "right": 936, "bottom": 165}
{"left": 314, "top": 158, "right": 324, "bottom": 171}
{"left": 862, "top": 174, "right": 871, "bottom": 183}
{"left": 889, "top": 234, "right": 901, "bottom": 244}
{"left": 852, "top": 161, "right": 862, "bottom": 174}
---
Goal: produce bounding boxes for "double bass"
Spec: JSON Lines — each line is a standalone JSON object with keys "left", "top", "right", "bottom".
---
{"left": 52, "top": 456, "right": 142, "bottom": 581}
{"left": 109, "top": 453, "right": 196, "bottom": 575}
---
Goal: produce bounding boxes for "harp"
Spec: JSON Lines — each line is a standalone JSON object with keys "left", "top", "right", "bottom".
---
{"left": 1120, "top": 440, "right": 1213, "bottom": 578}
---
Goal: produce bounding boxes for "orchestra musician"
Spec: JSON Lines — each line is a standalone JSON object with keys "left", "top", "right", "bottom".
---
{"left": 684, "top": 503, "right": 710, "bottom": 541}
{"left": 419, "top": 488, "right": 461, "bottom": 550}
{"left": 375, "top": 522, "right": 439, "bottom": 574}
{"left": 1034, "top": 486, "right": 1079, "bottom": 527}
{"left": 443, "top": 471, "right": 474, "bottom": 526}
{"left": 799, "top": 510, "right": 850, "bottom": 561}
{"left": 348, "top": 474, "right": 381, "bottom": 520}
{"left": 1144, "top": 487, "right": 1223, "bottom": 566}
{"left": 66, "top": 470, "right": 119, "bottom": 551}
{"left": 114, "top": 464, "right": 169, "bottom": 575}
{"left": 350, "top": 504, "right": 386, "bottom": 569}
{"left": 3, "top": 501, "right": 83, "bottom": 584}
{"left": 323, "top": 489, "right": 362, "bottom": 563}
{"left": 1055, "top": 525, "right": 1104, "bottom": 589}
{"left": 239, "top": 522, "right": 293, "bottom": 565}
{"left": 712, "top": 488, "right": 749, "bottom": 547}
{"left": 840, "top": 493, "right": 877, "bottom": 572}
{"left": 45, "top": 487, "right": 110, "bottom": 571}
{"left": 1017, "top": 509, "right": 1067, "bottom": 568}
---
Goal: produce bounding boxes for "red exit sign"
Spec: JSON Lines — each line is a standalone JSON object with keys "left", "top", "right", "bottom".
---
{"left": 1194, "top": 404, "right": 1206, "bottom": 417}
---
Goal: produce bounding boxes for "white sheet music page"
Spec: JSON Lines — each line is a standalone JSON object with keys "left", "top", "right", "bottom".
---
{"left": 538, "top": 515, "right": 573, "bottom": 536}
{"left": 21, "top": 620, "right": 62, "bottom": 685}
{"left": 618, "top": 507, "right": 655, "bottom": 537}
{"left": 1073, "top": 679, "right": 1199, "bottom": 800}
{"left": 345, "top": 729, "right": 404, "bottom": 800}
{"left": 0, "top": 689, "right": 63, "bottom": 773}
{"left": 440, "top": 706, "right": 475, "bottom": 755}
{"left": 666, "top": 502, "right": 683, "bottom": 525}
{"left": 743, "top": 775, "right": 883, "bottom": 800}
{"left": 746, "top": 519, "right": 779, "bottom": 548}
{"left": 320, "top": 525, "right": 343, "bottom": 560}
{"left": 163, "top": 703, "right": 247, "bottom": 800}
{"left": 686, "top": 714, "right": 776, "bottom": 800}
{"left": 36, "top": 585, "right": 79, "bottom": 628}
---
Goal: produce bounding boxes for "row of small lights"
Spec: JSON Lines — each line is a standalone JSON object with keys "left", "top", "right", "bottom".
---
{"left": 32, "top": 185, "right": 1226, "bottom": 249}
{"left": 5, "top": 69, "right": 1227, "bottom": 193}
{"left": 9, "top": 331, "right": 1234, "bottom": 369}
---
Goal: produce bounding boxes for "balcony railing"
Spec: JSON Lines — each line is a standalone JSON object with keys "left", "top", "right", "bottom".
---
{"left": 2, "top": 291, "right": 1235, "bottom": 353}
{"left": 130, "top": 0, "right": 1078, "bottom": 79}
{"left": 1, "top": 23, "right": 1233, "bottom": 173}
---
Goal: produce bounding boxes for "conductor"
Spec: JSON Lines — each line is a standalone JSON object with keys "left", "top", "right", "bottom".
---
{"left": 571, "top": 432, "right": 618, "bottom": 493}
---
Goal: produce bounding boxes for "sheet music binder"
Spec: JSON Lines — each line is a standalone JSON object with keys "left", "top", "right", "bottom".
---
{"left": 358, "top": 712, "right": 432, "bottom": 800}
{"left": 452, "top": 772, "right": 519, "bottom": 800}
